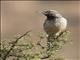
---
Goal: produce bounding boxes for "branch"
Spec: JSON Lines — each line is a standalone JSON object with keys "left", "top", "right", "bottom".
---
{"left": 41, "top": 30, "right": 71, "bottom": 59}
{"left": 3, "top": 31, "right": 31, "bottom": 60}
{"left": 41, "top": 32, "right": 64, "bottom": 59}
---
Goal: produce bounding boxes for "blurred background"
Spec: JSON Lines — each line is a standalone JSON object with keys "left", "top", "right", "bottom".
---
{"left": 1, "top": 1, "right": 80, "bottom": 60}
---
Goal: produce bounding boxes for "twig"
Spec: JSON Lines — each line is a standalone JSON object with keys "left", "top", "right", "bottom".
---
{"left": 3, "top": 31, "right": 31, "bottom": 60}
{"left": 41, "top": 32, "right": 64, "bottom": 59}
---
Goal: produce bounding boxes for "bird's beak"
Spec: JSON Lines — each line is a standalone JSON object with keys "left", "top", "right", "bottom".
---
{"left": 41, "top": 11, "right": 47, "bottom": 16}
{"left": 41, "top": 11, "right": 45, "bottom": 14}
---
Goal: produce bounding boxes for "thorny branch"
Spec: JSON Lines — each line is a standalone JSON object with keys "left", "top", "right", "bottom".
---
{"left": 1, "top": 30, "right": 71, "bottom": 60}
{"left": 41, "top": 30, "right": 71, "bottom": 59}
{"left": 3, "top": 31, "right": 31, "bottom": 60}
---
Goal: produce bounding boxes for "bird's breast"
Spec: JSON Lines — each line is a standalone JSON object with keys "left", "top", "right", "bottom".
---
{"left": 44, "top": 20, "right": 58, "bottom": 34}
{"left": 43, "top": 17, "right": 67, "bottom": 34}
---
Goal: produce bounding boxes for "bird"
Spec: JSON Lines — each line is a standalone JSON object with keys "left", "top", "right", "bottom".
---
{"left": 42, "top": 10, "right": 67, "bottom": 37}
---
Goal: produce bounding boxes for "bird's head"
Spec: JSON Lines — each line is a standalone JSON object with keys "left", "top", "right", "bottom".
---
{"left": 42, "top": 10, "right": 62, "bottom": 19}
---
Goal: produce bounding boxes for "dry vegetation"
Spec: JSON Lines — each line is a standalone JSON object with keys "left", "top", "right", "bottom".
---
{"left": 0, "top": 30, "right": 71, "bottom": 60}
